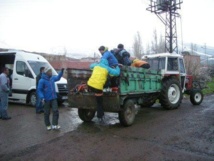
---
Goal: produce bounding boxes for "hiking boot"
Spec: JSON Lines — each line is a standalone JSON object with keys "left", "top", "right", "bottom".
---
{"left": 46, "top": 126, "right": 52, "bottom": 131}
{"left": 2, "top": 116, "right": 11, "bottom": 120}
{"left": 98, "top": 116, "right": 106, "bottom": 125}
{"left": 52, "top": 125, "right": 61, "bottom": 130}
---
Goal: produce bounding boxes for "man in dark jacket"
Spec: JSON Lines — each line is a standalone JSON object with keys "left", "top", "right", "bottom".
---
{"left": 115, "top": 44, "right": 131, "bottom": 66}
{"left": 35, "top": 67, "right": 45, "bottom": 114}
{"left": 38, "top": 66, "right": 64, "bottom": 130}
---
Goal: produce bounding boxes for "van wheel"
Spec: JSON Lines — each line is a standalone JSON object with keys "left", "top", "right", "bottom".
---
{"left": 119, "top": 99, "right": 136, "bottom": 126}
{"left": 78, "top": 109, "right": 95, "bottom": 122}
{"left": 29, "top": 91, "right": 37, "bottom": 107}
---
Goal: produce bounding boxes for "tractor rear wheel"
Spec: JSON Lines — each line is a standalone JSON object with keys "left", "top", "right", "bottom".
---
{"left": 160, "top": 78, "right": 182, "bottom": 110}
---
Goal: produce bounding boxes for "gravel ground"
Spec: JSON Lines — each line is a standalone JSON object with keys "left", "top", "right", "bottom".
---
{"left": 0, "top": 95, "right": 214, "bottom": 161}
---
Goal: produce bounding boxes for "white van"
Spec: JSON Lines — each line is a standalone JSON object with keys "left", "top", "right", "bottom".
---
{"left": 0, "top": 50, "right": 68, "bottom": 106}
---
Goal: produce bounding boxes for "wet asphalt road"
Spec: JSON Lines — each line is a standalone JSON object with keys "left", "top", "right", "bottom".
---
{"left": 0, "top": 94, "right": 214, "bottom": 161}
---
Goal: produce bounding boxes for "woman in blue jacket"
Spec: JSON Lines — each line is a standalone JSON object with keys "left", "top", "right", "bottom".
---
{"left": 38, "top": 67, "right": 64, "bottom": 130}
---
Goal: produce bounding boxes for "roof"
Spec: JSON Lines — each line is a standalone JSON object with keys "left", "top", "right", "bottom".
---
{"left": 50, "top": 60, "right": 93, "bottom": 70}
{"left": 142, "top": 53, "right": 183, "bottom": 59}
{"left": 0, "top": 50, "right": 48, "bottom": 62}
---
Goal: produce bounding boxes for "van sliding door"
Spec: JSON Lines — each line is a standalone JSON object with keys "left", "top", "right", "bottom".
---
{"left": 12, "top": 61, "right": 34, "bottom": 100}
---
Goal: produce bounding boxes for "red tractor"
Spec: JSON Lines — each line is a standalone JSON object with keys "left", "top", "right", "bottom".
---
{"left": 142, "top": 53, "right": 204, "bottom": 108}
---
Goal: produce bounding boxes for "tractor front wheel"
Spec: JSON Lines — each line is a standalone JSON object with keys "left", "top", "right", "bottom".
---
{"left": 190, "top": 89, "right": 203, "bottom": 105}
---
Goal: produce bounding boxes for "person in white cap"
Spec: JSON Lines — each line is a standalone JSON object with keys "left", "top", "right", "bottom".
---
{"left": 38, "top": 66, "right": 64, "bottom": 130}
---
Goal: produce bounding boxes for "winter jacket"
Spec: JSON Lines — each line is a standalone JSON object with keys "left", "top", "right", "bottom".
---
{"left": 131, "top": 59, "right": 149, "bottom": 67}
{"left": 0, "top": 73, "right": 10, "bottom": 93}
{"left": 87, "top": 59, "right": 120, "bottom": 90}
{"left": 38, "top": 71, "right": 63, "bottom": 101}
{"left": 36, "top": 73, "right": 42, "bottom": 88}
{"left": 101, "top": 51, "right": 118, "bottom": 67}
{"left": 118, "top": 49, "right": 131, "bottom": 66}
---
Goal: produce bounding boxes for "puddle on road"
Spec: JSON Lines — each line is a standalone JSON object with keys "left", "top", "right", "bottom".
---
{"left": 62, "top": 108, "right": 121, "bottom": 134}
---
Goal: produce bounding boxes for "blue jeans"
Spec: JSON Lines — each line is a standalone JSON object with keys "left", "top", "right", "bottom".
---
{"left": 0, "top": 92, "right": 9, "bottom": 118}
{"left": 36, "top": 91, "right": 44, "bottom": 113}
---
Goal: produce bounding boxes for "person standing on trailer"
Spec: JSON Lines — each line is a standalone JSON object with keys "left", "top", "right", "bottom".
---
{"left": 87, "top": 59, "right": 120, "bottom": 123}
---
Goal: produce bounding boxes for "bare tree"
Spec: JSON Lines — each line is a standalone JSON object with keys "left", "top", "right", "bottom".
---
{"left": 158, "top": 33, "right": 165, "bottom": 53}
{"left": 133, "top": 31, "right": 144, "bottom": 59}
{"left": 190, "top": 43, "right": 197, "bottom": 53}
{"left": 151, "top": 29, "right": 158, "bottom": 54}
{"left": 150, "top": 29, "right": 165, "bottom": 54}
{"left": 145, "top": 43, "right": 151, "bottom": 55}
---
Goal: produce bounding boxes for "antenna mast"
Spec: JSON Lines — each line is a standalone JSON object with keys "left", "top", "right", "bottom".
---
{"left": 147, "top": 0, "right": 183, "bottom": 53}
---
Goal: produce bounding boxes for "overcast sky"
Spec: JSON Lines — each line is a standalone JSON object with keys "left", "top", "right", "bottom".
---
{"left": 0, "top": 0, "right": 213, "bottom": 57}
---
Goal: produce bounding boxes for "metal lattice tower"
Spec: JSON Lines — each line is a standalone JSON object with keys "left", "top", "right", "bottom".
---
{"left": 147, "top": 0, "right": 183, "bottom": 53}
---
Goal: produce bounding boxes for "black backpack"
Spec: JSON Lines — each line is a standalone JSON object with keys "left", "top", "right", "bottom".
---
{"left": 119, "top": 49, "right": 131, "bottom": 66}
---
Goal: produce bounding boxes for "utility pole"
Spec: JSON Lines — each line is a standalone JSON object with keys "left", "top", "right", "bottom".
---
{"left": 205, "top": 44, "right": 208, "bottom": 67}
{"left": 147, "top": 0, "right": 183, "bottom": 53}
{"left": 202, "top": 43, "right": 208, "bottom": 67}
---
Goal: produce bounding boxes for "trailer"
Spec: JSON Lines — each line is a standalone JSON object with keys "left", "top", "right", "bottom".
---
{"left": 67, "top": 53, "right": 204, "bottom": 126}
{"left": 68, "top": 66, "right": 163, "bottom": 126}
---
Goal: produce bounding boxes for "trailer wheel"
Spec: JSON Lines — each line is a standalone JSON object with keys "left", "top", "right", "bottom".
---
{"left": 160, "top": 78, "right": 182, "bottom": 110}
{"left": 190, "top": 90, "right": 203, "bottom": 105}
{"left": 29, "top": 91, "right": 37, "bottom": 107}
{"left": 119, "top": 99, "right": 136, "bottom": 126}
{"left": 78, "top": 109, "right": 95, "bottom": 122}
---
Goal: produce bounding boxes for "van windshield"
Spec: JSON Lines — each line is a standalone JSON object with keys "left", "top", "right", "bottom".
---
{"left": 28, "top": 61, "right": 57, "bottom": 76}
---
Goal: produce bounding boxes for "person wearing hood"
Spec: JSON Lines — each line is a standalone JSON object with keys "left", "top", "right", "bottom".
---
{"left": 99, "top": 46, "right": 120, "bottom": 87}
{"left": 38, "top": 66, "right": 64, "bottom": 130}
{"left": 87, "top": 59, "right": 120, "bottom": 122}
{"left": 98, "top": 46, "right": 118, "bottom": 67}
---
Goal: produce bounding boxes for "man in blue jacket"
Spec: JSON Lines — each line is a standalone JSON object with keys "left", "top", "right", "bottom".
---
{"left": 98, "top": 46, "right": 118, "bottom": 67}
{"left": 99, "top": 46, "right": 120, "bottom": 87}
{"left": 38, "top": 66, "right": 64, "bottom": 130}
